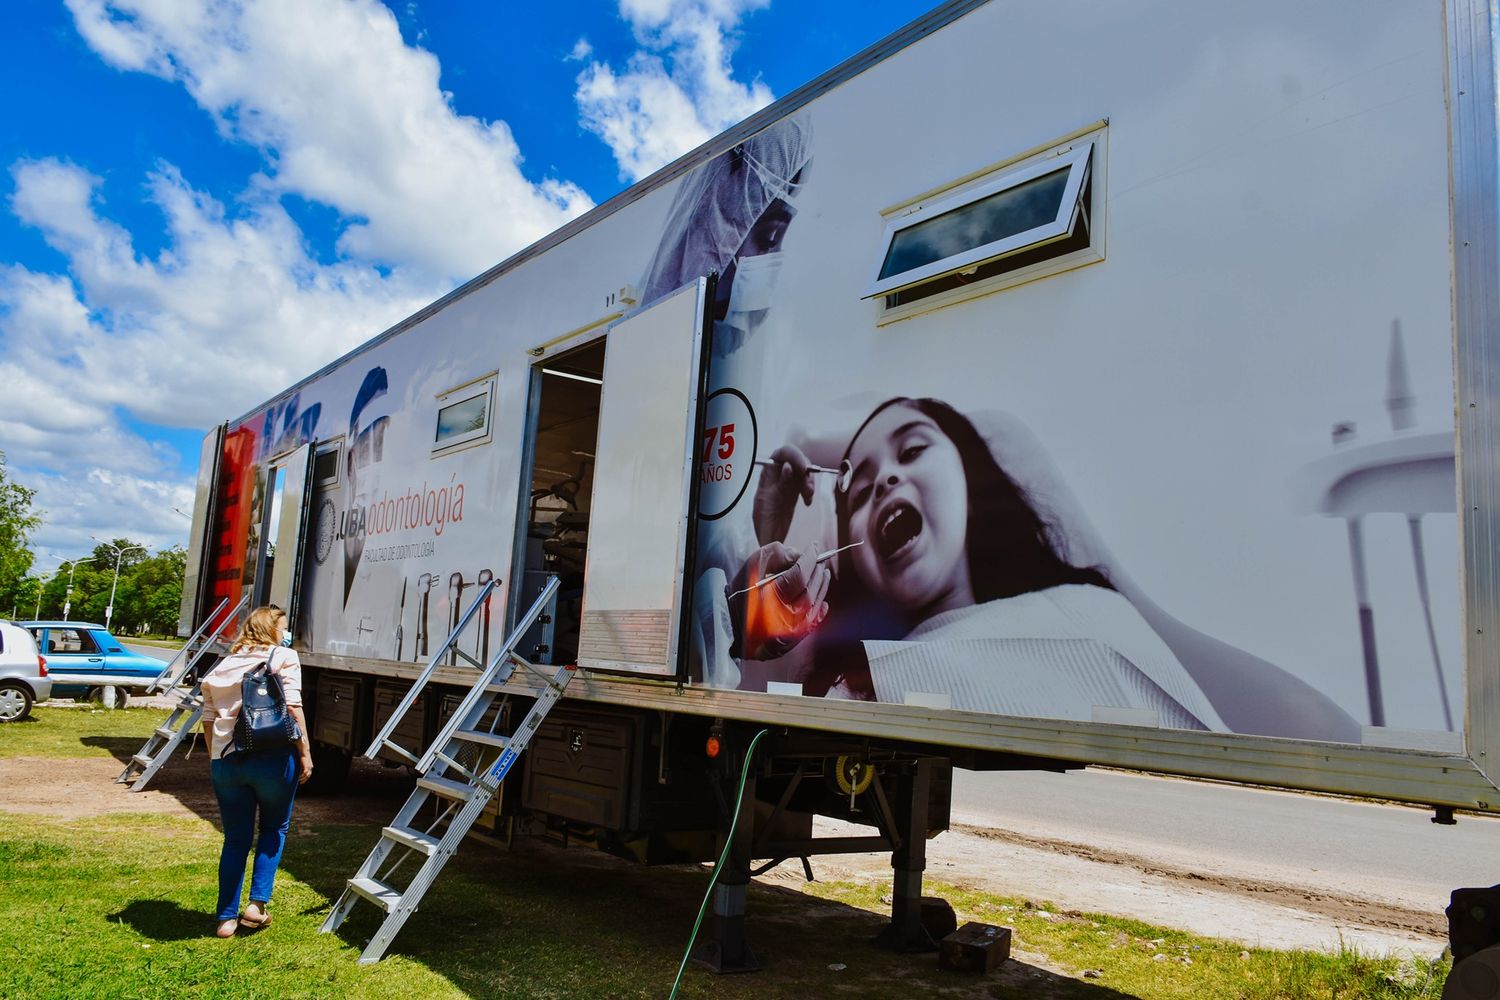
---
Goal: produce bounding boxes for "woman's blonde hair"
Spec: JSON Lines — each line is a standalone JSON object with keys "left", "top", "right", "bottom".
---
{"left": 230, "top": 605, "right": 287, "bottom": 653}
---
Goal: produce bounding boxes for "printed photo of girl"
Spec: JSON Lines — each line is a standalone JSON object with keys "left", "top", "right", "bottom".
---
{"left": 695, "top": 397, "right": 1358, "bottom": 743}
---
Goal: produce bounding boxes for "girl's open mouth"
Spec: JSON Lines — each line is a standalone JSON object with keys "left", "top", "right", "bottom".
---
{"left": 876, "top": 500, "right": 922, "bottom": 562}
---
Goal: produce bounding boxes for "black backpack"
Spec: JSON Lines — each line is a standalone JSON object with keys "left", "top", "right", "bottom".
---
{"left": 233, "top": 652, "right": 302, "bottom": 754}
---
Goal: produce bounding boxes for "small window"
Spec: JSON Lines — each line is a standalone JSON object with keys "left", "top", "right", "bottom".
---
{"left": 865, "top": 131, "right": 1102, "bottom": 311}
{"left": 314, "top": 439, "right": 342, "bottom": 488}
{"left": 433, "top": 375, "right": 496, "bottom": 455}
{"left": 49, "top": 628, "right": 98, "bottom": 654}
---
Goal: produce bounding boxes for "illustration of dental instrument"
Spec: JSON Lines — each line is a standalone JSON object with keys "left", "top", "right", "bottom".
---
{"left": 754, "top": 456, "right": 856, "bottom": 493}
{"left": 415, "top": 572, "right": 434, "bottom": 659}
{"left": 447, "top": 572, "right": 465, "bottom": 665}
{"left": 475, "top": 568, "right": 494, "bottom": 663}
{"left": 395, "top": 578, "right": 406, "bottom": 660}
{"left": 727, "top": 540, "right": 864, "bottom": 600}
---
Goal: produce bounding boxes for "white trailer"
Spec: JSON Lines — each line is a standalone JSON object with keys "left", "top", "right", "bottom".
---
{"left": 177, "top": 0, "right": 1500, "bottom": 968}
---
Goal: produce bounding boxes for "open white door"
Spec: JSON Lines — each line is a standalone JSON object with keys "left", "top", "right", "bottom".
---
{"left": 577, "top": 280, "right": 711, "bottom": 675}
{"left": 177, "top": 424, "right": 226, "bottom": 636}
{"left": 265, "top": 443, "right": 317, "bottom": 625}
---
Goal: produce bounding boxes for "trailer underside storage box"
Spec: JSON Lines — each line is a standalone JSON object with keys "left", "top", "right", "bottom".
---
{"left": 371, "top": 681, "right": 425, "bottom": 764}
{"left": 311, "top": 673, "right": 364, "bottom": 752}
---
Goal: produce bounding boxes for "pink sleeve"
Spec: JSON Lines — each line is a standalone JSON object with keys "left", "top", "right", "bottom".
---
{"left": 274, "top": 650, "right": 304, "bottom": 707}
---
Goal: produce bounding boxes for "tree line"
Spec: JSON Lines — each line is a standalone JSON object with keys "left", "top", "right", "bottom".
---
{"left": 1, "top": 452, "right": 185, "bottom": 635}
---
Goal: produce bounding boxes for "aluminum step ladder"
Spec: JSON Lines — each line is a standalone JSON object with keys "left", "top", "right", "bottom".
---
{"left": 117, "top": 595, "right": 249, "bottom": 791}
{"left": 321, "top": 575, "right": 573, "bottom": 964}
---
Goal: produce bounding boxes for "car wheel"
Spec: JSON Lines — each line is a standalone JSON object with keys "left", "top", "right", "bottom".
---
{"left": 0, "top": 682, "right": 35, "bottom": 722}
{"left": 85, "top": 686, "right": 128, "bottom": 708}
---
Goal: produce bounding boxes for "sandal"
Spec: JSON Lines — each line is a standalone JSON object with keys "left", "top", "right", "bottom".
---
{"left": 238, "top": 905, "right": 272, "bottom": 931}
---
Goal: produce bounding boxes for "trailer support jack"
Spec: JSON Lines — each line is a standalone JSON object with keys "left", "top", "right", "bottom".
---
{"left": 694, "top": 756, "right": 760, "bottom": 974}
{"left": 876, "top": 757, "right": 946, "bottom": 953}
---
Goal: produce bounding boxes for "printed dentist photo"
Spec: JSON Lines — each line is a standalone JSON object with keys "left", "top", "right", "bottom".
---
{"left": 695, "top": 396, "right": 1358, "bottom": 743}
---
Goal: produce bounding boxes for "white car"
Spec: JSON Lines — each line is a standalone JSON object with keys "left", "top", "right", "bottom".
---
{"left": 0, "top": 619, "right": 52, "bottom": 722}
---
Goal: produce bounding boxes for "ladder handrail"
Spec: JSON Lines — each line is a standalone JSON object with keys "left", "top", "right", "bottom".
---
{"left": 147, "top": 594, "right": 246, "bottom": 693}
{"left": 146, "top": 596, "right": 228, "bottom": 692}
{"left": 364, "top": 576, "right": 499, "bottom": 760}
{"left": 415, "top": 575, "right": 561, "bottom": 774}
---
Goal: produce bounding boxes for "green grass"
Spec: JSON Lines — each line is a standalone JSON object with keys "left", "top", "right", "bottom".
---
{"left": 0, "top": 704, "right": 1454, "bottom": 999}
{"left": 810, "top": 882, "right": 1449, "bottom": 1000}
{"left": 0, "top": 706, "right": 166, "bottom": 759}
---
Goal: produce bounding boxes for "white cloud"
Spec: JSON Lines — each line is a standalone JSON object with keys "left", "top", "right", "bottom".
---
{"left": 5, "top": 0, "right": 781, "bottom": 571}
{"left": 6, "top": 0, "right": 614, "bottom": 562}
{"left": 6, "top": 159, "right": 430, "bottom": 431}
{"left": 23, "top": 467, "right": 195, "bottom": 562}
{"left": 1, "top": 158, "right": 434, "bottom": 559}
{"left": 576, "top": 0, "right": 774, "bottom": 181}
{"left": 65, "top": 0, "right": 594, "bottom": 281}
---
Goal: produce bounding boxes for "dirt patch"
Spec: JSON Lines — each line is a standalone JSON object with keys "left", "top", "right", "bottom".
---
{"left": 0, "top": 753, "right": 411, "bottom": 828}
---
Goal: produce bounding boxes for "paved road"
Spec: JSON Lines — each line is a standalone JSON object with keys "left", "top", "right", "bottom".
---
{"left": 951, "top": 766, "right": 1498, "bottom": 916}
{"left": 124, "top": 643, "right": 177, "bottom": 663}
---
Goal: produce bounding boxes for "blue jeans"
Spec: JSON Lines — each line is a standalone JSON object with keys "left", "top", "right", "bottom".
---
{"left": 211, "top": 748, "right": 298, "bottom": 921}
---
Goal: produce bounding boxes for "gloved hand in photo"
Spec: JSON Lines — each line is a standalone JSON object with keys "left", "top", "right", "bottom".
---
{"left": 753, "top": 444, "right": 818, "bottom": 545}
{"left": 728, "top": 541, "right": 831, "bottom": 660}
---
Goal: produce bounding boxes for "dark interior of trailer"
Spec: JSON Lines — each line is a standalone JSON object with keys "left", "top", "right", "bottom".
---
{"left": 514, "top": 338, "right": 605, "bottom": 665}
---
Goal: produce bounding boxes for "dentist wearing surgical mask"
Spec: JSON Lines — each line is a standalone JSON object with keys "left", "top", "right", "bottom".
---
{"left": 712, "top": 196, "right": 795, "bottom": 361}
{"left": 343, "top": 366, "right": 392, "bottom": 638}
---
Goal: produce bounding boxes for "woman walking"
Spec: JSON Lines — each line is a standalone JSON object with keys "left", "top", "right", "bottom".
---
{"left": 201, "top": 605, "right": 313, "bottom": 937}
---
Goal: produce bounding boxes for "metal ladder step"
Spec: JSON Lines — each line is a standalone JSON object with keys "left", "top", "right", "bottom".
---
{"left": 382, "top": 824, "right": 440, "bottom": 856}
{"left": 415, "top": 774, "right": 477, "bottom": 802}
{"left": 120, "top": 692, "right": 209, "bottom": 791}
{"left": 452, "top": 728, "right": 509, "bottom": 749}
{"left": 347, "top": 876, "right": 403, "bottom": 913}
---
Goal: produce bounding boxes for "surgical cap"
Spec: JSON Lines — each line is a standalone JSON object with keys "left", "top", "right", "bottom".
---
{"left": 640, "top": 113, "right": 813, "bottom": 305}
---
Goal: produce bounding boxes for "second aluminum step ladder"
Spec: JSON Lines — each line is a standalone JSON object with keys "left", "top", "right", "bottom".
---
{"left": 321, "top": 575, "right": 575, "bottom": 963}
{"left": 117, "top": 595, "right": 249, "bottom": 791}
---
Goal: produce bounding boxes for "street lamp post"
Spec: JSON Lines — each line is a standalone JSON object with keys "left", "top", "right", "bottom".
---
{"left": 57, "top": 557, "right": 96, "bottom": 622}
{"left": 92, "top": 538, "right": 146, "bottom": 632}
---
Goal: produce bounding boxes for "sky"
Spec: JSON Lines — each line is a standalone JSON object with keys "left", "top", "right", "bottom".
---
{"left": 0, "top": 0, "right": 933, "bottom": 574}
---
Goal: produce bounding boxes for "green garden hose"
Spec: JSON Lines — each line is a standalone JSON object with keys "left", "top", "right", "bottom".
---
{"left": 668, "top": 728, "right": 769, "bottom": 999}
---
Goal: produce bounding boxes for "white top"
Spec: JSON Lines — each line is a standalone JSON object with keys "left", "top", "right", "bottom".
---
{"left": 200, "top": 646, "right": 304, "bottom": 758}
{"left": 862, "top": 584, "right": 1228, "bottom": 732}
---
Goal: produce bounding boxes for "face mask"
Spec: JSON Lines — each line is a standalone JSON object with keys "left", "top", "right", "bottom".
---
{"left": 727, "top": 251, "right": 784, "bottom": 315}
{"left": 280, "top": 629, "right": 294, "bottom": 648}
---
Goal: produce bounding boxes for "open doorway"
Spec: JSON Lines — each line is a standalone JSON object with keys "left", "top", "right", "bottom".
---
{"left": 513, "top": 339, "right": 606, "bottom": 665}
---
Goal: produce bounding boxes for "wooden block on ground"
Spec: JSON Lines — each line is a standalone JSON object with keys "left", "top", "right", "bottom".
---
{"left": 939, "top": 921, "right": 1011, "bottom": 974}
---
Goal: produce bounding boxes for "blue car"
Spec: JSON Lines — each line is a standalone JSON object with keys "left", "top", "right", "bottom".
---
{"left": 21, "top": 621, "right": 166, "bottom": 701}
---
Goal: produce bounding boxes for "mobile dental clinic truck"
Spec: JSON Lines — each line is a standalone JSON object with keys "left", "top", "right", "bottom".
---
{"left": 173, "top": 0, "right": 1500, "bottom": 970}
